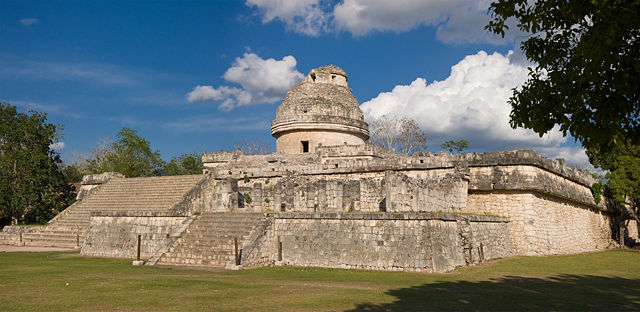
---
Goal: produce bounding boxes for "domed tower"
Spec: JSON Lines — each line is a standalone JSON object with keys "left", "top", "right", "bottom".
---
{"left": 271, "top": 65, "right": 370, "bottom": 153}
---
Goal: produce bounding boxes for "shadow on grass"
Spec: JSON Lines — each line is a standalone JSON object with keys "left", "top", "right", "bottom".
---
{"left": 347, "top": 274, "right": 640, "bottom": 311}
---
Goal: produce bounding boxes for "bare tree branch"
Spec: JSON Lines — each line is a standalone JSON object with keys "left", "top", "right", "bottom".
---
{"left": 369, "top": 115, "right": 427, "bottom": 155}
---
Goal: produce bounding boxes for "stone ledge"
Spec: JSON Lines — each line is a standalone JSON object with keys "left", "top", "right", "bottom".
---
{"left": 91, "top": 211, "right": 188, "bottom": 217}
{"left": 273, "top": 212, "right": 508, "bottom": 223}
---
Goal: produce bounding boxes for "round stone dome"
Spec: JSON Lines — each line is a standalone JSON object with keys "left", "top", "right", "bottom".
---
{"left": 271, "top": 65, "right": 370, "bottom": 154}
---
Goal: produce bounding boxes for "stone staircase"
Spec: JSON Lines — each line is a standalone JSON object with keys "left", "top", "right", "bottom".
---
{"left": 16, "top": 175, "right": 206, "bottom": 248}
{"left": 157, "top": 212, "right": 264, "bottom": 267}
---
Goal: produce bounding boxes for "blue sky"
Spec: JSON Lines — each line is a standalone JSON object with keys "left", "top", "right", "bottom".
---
{"left": 1, "top": 0, "right": 593, "bottom": 169}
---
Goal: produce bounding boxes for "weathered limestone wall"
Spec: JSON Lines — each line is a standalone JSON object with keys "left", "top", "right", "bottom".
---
{"left": 467, "top": 191, "right": 615, "bottom": 255}
{"left": 168, "top": 175, "right": 215, "bottom": 215}
{"left": 275, "top": 130, "right": 365, "bottom": 154}
{"left": 0, "top": 226, "right": 43, "bottom": 246}
{"left": 384, "top": 171, "right": 468, "bottom": 213}
{"left": 82, "top": 213, "right": 186, "bottom": 259}
{"left": 468, "top": 165, "right": 603, "bottom": 209}
{"left": 241, "top": 213, "right": 513, "bottom": 273}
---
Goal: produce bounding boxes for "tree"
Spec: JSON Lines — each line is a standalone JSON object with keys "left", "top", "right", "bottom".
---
{"left": 0, "top": 103, "right": 76, "bottom": 225}
{"left": 233, "top": 139, "right": 272, "bottom": 155}
{"left": 85, "top": 128, "right": 164, "bottom": 177}
{"left": 486, "top": 0, "right": 640, "bottom": 153}
{"left": 442, "top": 139, "right": 469, "bottom": 153}
{"left": 589, "top": 139, "right": 640, "bottom": 226}
{"left": 486, "top": 1, "right": 640, "bottom": 242}
{"left": 164, "top": 152, "right": 203, "bottom": 175}
{"left": 369, "top": 115, "right": 427, "bottom": 155}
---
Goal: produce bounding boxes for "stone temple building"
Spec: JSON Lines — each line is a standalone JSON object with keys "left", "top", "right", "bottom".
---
{"left": 1, "top": 65, "right": 638, "bottom": 273}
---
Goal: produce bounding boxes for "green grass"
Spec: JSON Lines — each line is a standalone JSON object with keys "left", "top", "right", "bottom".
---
{"left": 1, "top": 250, "right": 639, "bottom": 311}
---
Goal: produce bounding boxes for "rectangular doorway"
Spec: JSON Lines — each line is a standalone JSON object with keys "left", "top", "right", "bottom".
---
{"left": 301, "top": 141, "right": 309, "bottom": 153}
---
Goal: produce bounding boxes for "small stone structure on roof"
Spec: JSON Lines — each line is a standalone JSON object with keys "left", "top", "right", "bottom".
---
{"left": 1, "top": 64, "right": 638, "bottom": 273}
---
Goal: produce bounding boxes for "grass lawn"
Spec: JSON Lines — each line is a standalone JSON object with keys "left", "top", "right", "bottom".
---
{"left": 0, "top": 250, "right": 639, "bottom": 311}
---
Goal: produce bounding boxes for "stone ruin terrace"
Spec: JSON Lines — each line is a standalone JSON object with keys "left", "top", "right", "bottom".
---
{"left": 1, "top": 145, "right": 637, "bottom": 273}
{"left": 1, "top": 63, "right": 638, "bottom": 272}
{"left": 0, "top": 174, "right": 205, "bottom": 248}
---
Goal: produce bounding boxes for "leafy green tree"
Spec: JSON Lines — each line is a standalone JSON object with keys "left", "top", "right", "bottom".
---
{"left": 486, "top": 0, "right": 640, "bottom": 153}
{"left": 164, "top": 152, "right": 202, "bottom": 175}
{"left": 487, "top": 0, "right": 640, "bottom": 241}
{"left": 441, "top": 139, "right": 469, "bottom": 153}
{"left": 86, "top": 128, "right": 164, "bottom": 177}
{"left": 0, "top": 103, "right": 76, "bottom": 225}
{"left": 592, "top": 141, "right": 640, "bottom": 225}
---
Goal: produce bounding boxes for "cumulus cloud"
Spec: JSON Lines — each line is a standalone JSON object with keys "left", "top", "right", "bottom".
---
{"left": 360, "top": 50, "right": 566, "bottom": 152}
{"left": 246, "top": 0, "right": 329, "bottom": 36}
{"left": 187, "top": 53, "right": 303, "bottom": 111}
{"left": 537, "top": 146, "right": 605, "bottom": 175}
{"left": 245, "top": 0, "right": 521, "bottom": 44}
{"left": 19, "top": 18, "right": 39, "bottom": 26}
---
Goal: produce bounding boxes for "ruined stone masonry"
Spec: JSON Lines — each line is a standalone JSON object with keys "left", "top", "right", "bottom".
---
{"left": 1, "top": 65, "right": 637, "bottom": 273}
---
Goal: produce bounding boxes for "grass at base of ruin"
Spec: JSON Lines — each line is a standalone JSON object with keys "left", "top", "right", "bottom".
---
{"left": 1, "top": 250, "right": 639, "bottom": 311}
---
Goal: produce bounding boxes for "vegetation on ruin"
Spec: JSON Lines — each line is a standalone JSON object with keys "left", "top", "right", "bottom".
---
{"left": 0, "top": 250, "right": 639, "bottom": 311}
{"left": 0, "top": 103, "right": 76, "bottom": 226}
{"left": 487, "top": 0, "right": 640, "bottom": 227}
{"left": 442, "top": 139, "right": 469, "bottom": 153}
{"left": 164, "top": 152, "right": 203, "bottom": 176}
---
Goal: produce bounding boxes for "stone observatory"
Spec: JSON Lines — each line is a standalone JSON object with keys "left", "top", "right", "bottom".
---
{"left": 271, "top": 65, "right": 370, "bottom": 154}
{"left": 2, "top": 62, "right": 638, "bottom": 274}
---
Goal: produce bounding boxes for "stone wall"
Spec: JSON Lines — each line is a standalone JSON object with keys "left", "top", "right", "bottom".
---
{"left": 275, "top": 130, "right": 366, "bottom": 154}
{"left": 241, "top": 212, "right": 513, "bottom": 273}
{"left": 466, "top": 190, "right": 615, "bottom": 255}
{"left": 384, "top": 171, "right": 468, "bottom": 213}
{"left": 81, "top": 212, "right": 186, "bottom": 259}
{"left": 169, "top": 175, "right": 216, "bottom": 214}
{"left": 0, "top": 225, "right": 43, "bottom": 246}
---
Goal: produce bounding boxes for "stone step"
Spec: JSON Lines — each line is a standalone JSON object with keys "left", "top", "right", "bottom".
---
{"left": 182, "top": 232, "right": 252, "bottom": 239}
{"left": 170, "top": 239, "right": 241, "bottom": 248}
{"left": 157, "top": 213, "right": 261, "bottom": 267}
{"left": 158, "top": 257, "right": 229, "bottom": 266}
{"left": 167, "top": 246, "right": 234, "bottom": 254}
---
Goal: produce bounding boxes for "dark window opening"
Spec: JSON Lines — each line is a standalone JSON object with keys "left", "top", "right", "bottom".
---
{"left": 331, "top": 75, "right": 336, "bottom": 82}
{"left": 419, "top": 159, "right": 424, "bottom": 164}
{"left": 310, "top": 73, "right": 316, "bottom": 81}
{"left": 334, "top": 164, "right": 339, "bottom": 168}
{"left": 302, "top": 141, "right": 309, "bottom": 153}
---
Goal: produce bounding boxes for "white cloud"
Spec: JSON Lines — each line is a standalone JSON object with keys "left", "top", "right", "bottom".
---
{"left": 187, "top": 53, "right": 303, "bottom": 111}
{"left": 246, "top": 0, "right": 329, "bottom": 36}
{"left": 245, "top": 0, "right": 521, "bottom": 44}
{"left": 360, "top": 50, "right": 566, "bottom": 151}
{"left": 537, "top": 146, "right": 605, "bottom": 175}
{"left": 19, "top": 18, "right": 39, "bottom": 26}
{"left": 49, "top": 142, "right": 65, "bottom": 151}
